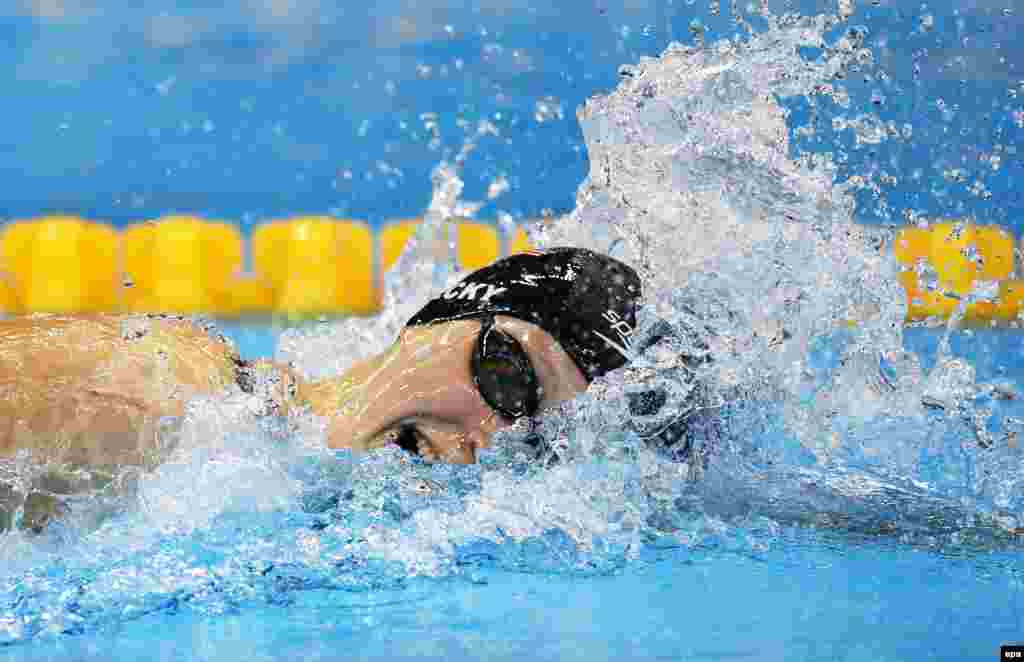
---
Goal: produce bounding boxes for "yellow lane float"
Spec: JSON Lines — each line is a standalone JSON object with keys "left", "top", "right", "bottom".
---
{"left": 0, "top": 216, "right": 119, "bottom": 313}
{"left": 122, "top": 216, "right": 243, "bottom": 314}
{"left": 1, "top": 215, "right": 1022, "bottom": 324}
{"left": 253, "top": 217, "right": 376, "bottom": 318}
{"left": 894, "top": 222, "right": 1021, "bottom": 324}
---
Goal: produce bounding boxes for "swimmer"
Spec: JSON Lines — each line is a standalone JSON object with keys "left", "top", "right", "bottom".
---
{"left": 0, "top": 247, "right": 648, "bottom": 480}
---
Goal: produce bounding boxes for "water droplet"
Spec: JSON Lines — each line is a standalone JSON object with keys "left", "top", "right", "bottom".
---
{"left": 534, "top": 96, "right": 564, "bottom": 123}
{"left": 155, "top": 76, "right": 176, "bottom": 96}
{"left": 942, "top": 168, "right": 967, "bottom": 183}
{"left": 487, "top": 175, "right": 510, "bottom": 199}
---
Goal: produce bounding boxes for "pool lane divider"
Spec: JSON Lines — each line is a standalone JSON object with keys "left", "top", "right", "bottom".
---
{"left": 0, "top": 215, "right": 530, "bottom": 319}
{"left": 894, "top": 222, "right": 1022, "bottom": 324}
{"left": 0, "top": 215, "right": 1020, "bottom": 324}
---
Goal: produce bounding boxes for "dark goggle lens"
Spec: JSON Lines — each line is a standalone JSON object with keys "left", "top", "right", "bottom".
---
{"left": 474, "top": 327, "right": 540, "bottom": 419}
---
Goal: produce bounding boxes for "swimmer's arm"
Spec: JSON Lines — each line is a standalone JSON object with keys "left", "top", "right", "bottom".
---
{"left": 0, "top": 314, "right": 241, "bottom": 467}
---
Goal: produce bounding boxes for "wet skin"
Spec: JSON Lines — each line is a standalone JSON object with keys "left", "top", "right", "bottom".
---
{"left": 0, "top": 314, "right": 588, "bottom": 468}
{"left": 303, "top": 315, "right": 589, "bottom": 463}
{"left": 0, "top": 313, "right": 588, "bottom": 531}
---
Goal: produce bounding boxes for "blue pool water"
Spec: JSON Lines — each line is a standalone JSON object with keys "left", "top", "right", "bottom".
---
{"left": 5, "top": 539, "right": 1022, "bottom": 662}
{"left": 3, "top": 2, "right": 1024, "bottom": 661}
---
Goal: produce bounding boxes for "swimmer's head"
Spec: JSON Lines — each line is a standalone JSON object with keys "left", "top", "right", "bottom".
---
{"left": 406, "top": 247, "right": 643, "bottom": 381}
{"left": 311, "top": 247, "right": 643, "bottom": 463}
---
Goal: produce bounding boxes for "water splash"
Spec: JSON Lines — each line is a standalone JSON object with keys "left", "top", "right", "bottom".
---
{"left": 2, "top": 5, "right": 1023, "bottom": 649}
{"left": 276, "top": 120, "right": 501, "bottom": 381}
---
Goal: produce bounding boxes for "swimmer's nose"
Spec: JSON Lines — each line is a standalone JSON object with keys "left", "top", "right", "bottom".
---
{"left": 310, "top": 321, "right": 505, "bottom": 463}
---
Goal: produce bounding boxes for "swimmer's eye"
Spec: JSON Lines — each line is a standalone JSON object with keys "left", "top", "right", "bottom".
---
{"left": 473, "top": 317, "right": 542, "bottom": 420}
{"left": 394, "top": 425, "right": 423, "bottom": 456}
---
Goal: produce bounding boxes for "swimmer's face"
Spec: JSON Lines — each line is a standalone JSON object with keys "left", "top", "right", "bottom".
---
{"left": 317, "top": 316, "right": 588, "bottom": 463}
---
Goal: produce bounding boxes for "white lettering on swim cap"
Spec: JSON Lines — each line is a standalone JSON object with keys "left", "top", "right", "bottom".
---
{"left": 440, "top": 281, "right": 508, "bottom": 303}
{"left": 479, "top": 284, "right": 507, "bottom": 302}
{"left": 602, "top": 310, "right": 634, "bottom": 344}
{"left": 458, "top": 282, "right": 490, "bottom": 300}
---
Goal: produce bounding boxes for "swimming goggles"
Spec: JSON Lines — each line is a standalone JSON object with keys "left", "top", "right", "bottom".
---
{"left": 471, "top": 315, "right": 542, "bottom": 421}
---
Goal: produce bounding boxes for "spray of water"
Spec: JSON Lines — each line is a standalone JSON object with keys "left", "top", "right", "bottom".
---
{"left": 2, "top": 7, "right": 1023, "bottom": 647}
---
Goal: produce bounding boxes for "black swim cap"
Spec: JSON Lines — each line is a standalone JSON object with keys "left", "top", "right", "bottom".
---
{"left": 405, "top": 247, "right": 642, "bottom": 380}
